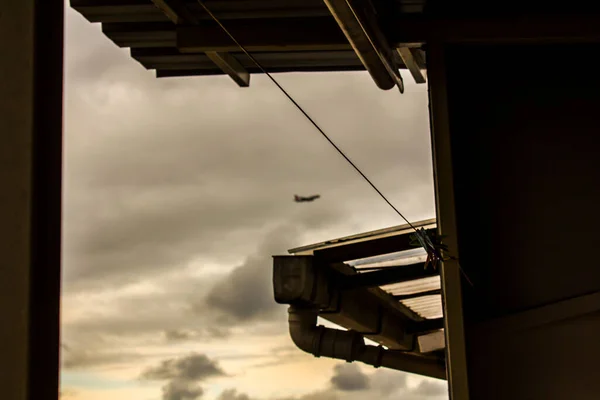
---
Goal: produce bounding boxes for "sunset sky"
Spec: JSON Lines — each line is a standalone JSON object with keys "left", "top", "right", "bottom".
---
{"left": 60, "top": 5, "right": 447, "bottom": 400}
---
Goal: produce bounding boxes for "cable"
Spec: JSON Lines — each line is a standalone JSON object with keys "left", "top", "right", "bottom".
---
{"left": 196, "top": 0, "right": 476, "bottom": 288}
{"left": 195, "top": 0, "right": 419, "bottom": 231}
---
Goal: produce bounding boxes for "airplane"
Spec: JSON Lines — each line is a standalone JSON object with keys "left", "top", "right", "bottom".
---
{"left": 294, "top": 194, "right": 321, "bottom": 202}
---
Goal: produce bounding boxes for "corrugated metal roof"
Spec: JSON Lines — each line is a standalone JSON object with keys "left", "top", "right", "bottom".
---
{"left": 289, "top": 218, "right": 436, "bottom": 255}
{"left": 290, "top": 219, "right": 443, "bottom": 320}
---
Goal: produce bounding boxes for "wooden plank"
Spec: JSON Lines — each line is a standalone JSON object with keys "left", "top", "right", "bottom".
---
{"left": 155, "top": 64, "right": 366, "bottom": 78}
{"left": 427, "top": 41, "right": 470, "bottom": 398}
{"left": 397, "top": 47, "right": 426, "bottom": 83}
{"left": 71, "top": 0, "right": 167, "bottom": 23}
{"left": 177, "top": 17, "right": 351, "bottom": 53}
{"left": 148, "top": 1, "right": 252, "bottom": 87}
{"left": 131, "top": 48, "right": 363, "bottom": 71}
{"left": 150, "top": 0, "right": 199, "bottom": 24}
{"left": 102, "top": 22, "right": 176, "bottom": 48}
{"left": 71, "top": 0, "right": 330, "bottom": 22}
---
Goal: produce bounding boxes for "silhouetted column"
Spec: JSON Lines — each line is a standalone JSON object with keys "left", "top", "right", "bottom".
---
{"left": 0, "top": 1, "right": 64, "bottom": 399}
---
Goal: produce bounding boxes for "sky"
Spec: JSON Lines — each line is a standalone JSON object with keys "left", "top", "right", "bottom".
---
{"left": 60, "top": 5, "right": 447, "bottom": 400}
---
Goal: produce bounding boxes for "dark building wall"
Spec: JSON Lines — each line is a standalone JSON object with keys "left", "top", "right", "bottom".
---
{"left": 443, "top": 43, "right": 600, "bottom": 399}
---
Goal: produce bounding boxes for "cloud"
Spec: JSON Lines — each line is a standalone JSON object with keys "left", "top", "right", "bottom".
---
{"left": 217, "top": 389, "right": 252, "bottom": 400}
{"left": 202, "top": 219, "right": 334, "bottom": 324}
{"left": 329, "top": 364, "right": 370, "bottom": 391}
{"left": 164, "top": 329, "right": 193, "bottom": 342}
{"left": 162, "top": 380, "right": 204, "bottom": 400}
{"left": 62, "top": 345, "right": 147, "bottom": 370}
{"left": 141, "top": 353, "right": 226, "bottom": 400}
{"left": 62, "top": 14, "right": 434, "bottom": 292}
{"left": 415, "top": 380, "right": 448, "bottom": 397}
{"left": 216, "top": 388, "right": 337, "bottom": 400}
{"left": 141, "top": 353, "right": 225, "bottom": 382}
{"left": 214, "top": 362, "right": 448, "bottom": 400}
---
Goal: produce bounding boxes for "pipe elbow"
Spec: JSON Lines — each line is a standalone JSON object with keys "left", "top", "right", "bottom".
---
{"left": 288, "top": 306, "right": 364, "bottom": 362}
{"left": 288, "top": 306, "right": 319, "bottom": 355}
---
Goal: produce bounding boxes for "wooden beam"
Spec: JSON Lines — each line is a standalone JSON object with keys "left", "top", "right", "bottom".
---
{"left": 71, "top": 0, "right": 168, "bottom": 23}
{"left": 397, "top": 47, "right": 426, "bottom": 83}
{"left": 71, "top": 0, "right": 331, "bottom": 23}
{"left": 102, "top": 22, "right": 176, "bottom": 48}
{"left": 150, "top": 0, "right": 198, "bottom": 24}
{"left": 205, "top": 51, "right": 250, "bottom": 87}
{"left": 145, "top": 1, "right": 253, "bottom": 87}
{"left": 389, "top": 14, "right": 600, "bottom": 45}
{"left": 176, "top": 17, "right": 351, "bottom": 53}
{"left": 155, "top": 64, "right": 366, "bottom": 78}
{"left": 323, "top": 0, "right": 403, "bottom": 91}
{"left": 131, "top": 48, "right": 363, "bottom": 71}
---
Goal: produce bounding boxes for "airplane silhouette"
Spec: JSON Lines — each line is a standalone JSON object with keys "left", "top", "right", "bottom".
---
{"left": 294, "top": 194, "right": 321, "bottom": 202}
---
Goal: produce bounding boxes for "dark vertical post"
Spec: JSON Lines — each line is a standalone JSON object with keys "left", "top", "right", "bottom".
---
{"left": 426, "top": 42, "right": 470, "bottom": 400}
{"left": 0, "top": 0, "right": 64, "bottom": 399}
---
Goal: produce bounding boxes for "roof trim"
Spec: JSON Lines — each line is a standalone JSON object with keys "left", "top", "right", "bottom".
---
{"left": 288, "top": 217, "right": 437, "bottom": 254}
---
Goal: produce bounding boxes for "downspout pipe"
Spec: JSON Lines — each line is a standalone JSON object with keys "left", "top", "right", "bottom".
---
{"left": 288, "top": 305, "right": 447, "bottom": 380}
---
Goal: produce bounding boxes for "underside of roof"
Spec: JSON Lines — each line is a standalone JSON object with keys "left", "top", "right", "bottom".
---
{"left": 70, "top": 0, "right": 428, "bottom": 87}
{"left": 71, "top": 1, "right": 600, "bottom": 90}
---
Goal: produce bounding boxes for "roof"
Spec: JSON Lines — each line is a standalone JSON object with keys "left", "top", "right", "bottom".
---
{"left": 70, "top": 0, "right": 427, "bottom": 85}
{"left": 289, "top": 218, "right": 443, "bottom": 320}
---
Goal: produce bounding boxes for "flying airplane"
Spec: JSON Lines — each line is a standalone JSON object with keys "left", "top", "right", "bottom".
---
{"left": 294, "top": 194, "right": 321, "bottom": 202}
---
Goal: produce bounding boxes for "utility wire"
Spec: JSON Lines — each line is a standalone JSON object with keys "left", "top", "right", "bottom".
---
{"left": 196, "top": 1, "right": 476, "bottom": 287}
{"left": 196, "top": 0, "right": 418, "bottom": 232}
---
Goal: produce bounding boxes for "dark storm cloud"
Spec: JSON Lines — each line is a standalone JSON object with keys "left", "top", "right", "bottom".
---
{"left": 141, "top": 353, "right": 224, "bottom": 381}
{"left": 162, "top": 381, "right": 204, "bottom": 400}
{"left": 330, "top": 364, "right": 370, "bottom": 391}
{"left": 141, "top": 353, "right": 225, "bottom": 400}
{"left": 217, "top": 389, "right": 252, "bottom": 400}
{"left": 216, "top": 388, "right": 338, "bottom": 400}
{"left": 202, "top": 218, "right": 337, "bottom": 322}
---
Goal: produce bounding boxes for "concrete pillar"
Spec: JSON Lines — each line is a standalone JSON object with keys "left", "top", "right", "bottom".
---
{"left": 0, "top": 1, "right": 64, "bottom": 399}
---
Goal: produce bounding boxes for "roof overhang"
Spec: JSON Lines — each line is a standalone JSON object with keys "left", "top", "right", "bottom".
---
{"left": 273, "top": 218, "right": 446, "bottom": 378}
{"left": 70, "top": 0, "right": 428, "bottom": 88}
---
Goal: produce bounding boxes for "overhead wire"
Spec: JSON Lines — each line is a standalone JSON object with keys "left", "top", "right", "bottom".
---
{"left": 195, "top": 1, "right": 474, "bottom": 286}
{"left": 195, "top": 0, "right": 419, "bottom": 231}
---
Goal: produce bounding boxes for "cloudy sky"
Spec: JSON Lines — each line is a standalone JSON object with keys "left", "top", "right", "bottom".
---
{"left": 60, "top": 5, "right": 446, "bottom": 400}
